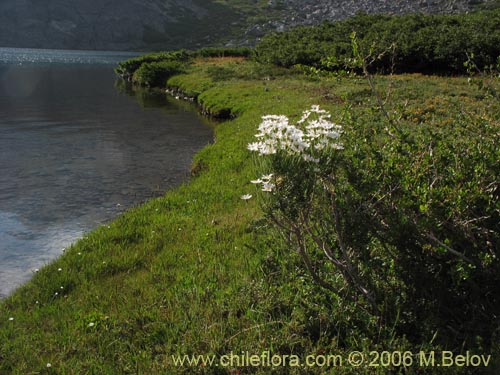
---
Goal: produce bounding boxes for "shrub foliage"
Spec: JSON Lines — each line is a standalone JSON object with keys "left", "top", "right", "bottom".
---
{"left": 115, "top": 47, "right": 253, "bottom": 87}
{"left": 254, "top": 9, "right": 500, "bottom": 73}
{"left": 131, "top": 61, "right": 186, "bottom": 87}
{"left": 249, "top": 82, "right": 500, "bottom": 350}
{"left": 115, "top": 50, "right": 190, "bottom": 81}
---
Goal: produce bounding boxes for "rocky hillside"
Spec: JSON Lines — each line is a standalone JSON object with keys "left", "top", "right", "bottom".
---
{"left": 241, "top": 0, "right": 486, "bottom": 40}
{"left": 0, "top": 0, "right": 493, "bottom": 51}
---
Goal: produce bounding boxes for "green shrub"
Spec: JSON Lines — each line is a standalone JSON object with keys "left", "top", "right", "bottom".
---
{"left": 115, "top": 50, "right": 190, "bottom": 81}
{"left": 248, "top": 97, "right": 500, "bottom": 349}
{"left": 254, "top": 10, "right": 500, "bottom": 74}
{"left": 115, "top": 48, "right": 254, "bottom": 84}
{"left": 131, "top": 61, "right": 186, "bottom": 87}
{"left": 195, "top": 46, "right": 253, "bottom": 58}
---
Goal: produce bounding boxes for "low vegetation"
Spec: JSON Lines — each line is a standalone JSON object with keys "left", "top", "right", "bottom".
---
{"left": 1, "top": 10, "right": 499, "bottom": 374}
{"left": 116, "top": 47, "right": 253, "bottom": 87}
{"left": 254, "top": 9, "right": 500, "bottom": 74}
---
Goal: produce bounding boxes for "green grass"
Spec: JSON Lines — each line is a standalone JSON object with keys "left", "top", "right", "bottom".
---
{"left": 1, "top": 59, "right": 499, "bottom": 374}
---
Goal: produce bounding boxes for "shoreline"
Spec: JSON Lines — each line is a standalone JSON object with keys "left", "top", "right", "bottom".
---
{"left": 1, "top": 57, "right": 498, "bottom": 373}
{"left": 0, "top": 65, "right": 214, "bottom": 300}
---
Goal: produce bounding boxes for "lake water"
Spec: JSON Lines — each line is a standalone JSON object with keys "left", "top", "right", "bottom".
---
{"left": 0, "top": 48, "right": 213, "bottom": 297}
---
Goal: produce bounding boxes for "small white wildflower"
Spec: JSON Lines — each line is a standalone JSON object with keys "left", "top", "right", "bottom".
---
{"left": 262, "top": 183, "right": 276, "bottom": 192}
{"left": 8, "top": 317, "right": 14, "bottom": 321}
{"left": 302, "top": 154, "right": 320, "bottom": 163}
{"left": 57, "top": 268, "right": 62, "bottom": 272}
{"left": 262, "top": 145, "right": 276, "bottom": 155}
{"left": 315, "top": 143, "right": 325, "bottom": 150}
{"left": 325, "top": 131, "right": 341, "bottom": 139}
{"left": 46, "top": 363, "right": 52, "bottom": 368}
{"left": 261, "top": 114, "right": 289, "bottom": 123}
{"left": 331, "top": 143, "right": 344, "bottom": 150}
{"left": 247, "top": 142, "right": 260, "bottom": 152}
{"left": 258, "top": 140, "right": 277, "bottom": 155}
{"left": 240, "top": 194, "right": 253, "bottom": 200}
{"left": 261, "top": 174, "right": 274, "bottom": 181}
{"left": 88, "top": 322, "right": 95, "bottom": 327}
{"left": 295, "top": 140, "right": 310, "bottom": 151}
{"left": 310, "top": 104, "right": 326, "bottom": 113}
{"left": 54, "top": 292, "right": 58, "bottom": 296}
{"left": 297, "top": 110, "right": 311, "bottom": 124}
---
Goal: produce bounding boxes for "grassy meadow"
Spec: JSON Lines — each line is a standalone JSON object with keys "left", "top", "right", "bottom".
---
{"left": 1, "top": 46, "right": 499, "bottom": 374}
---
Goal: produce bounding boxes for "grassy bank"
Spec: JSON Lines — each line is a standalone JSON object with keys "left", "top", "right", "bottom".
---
{"left": 1, "top": 56, "right": 499, "bottom": 374}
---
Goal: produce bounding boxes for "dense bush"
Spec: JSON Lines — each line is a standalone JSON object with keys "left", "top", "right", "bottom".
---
{"left": 254, "top": 9, "right": 500, "bottom": 73}
{"left": 115, "top": 50, "right": 190, "bottom": 81}
{"left": 131, "top": 60, "right": 186, "bottom": 87}
{"left": 195, "top": 46, "right": 253, "bottom": 58}
{"left": 116, "top": 47, "right": 254, "bottom": 85}
{"left": 248, "top": 90, "right": 500, "bottom": 350}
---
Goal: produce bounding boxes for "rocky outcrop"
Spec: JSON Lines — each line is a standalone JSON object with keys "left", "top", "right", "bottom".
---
{"left": 0, "top": 0, "right": 491, "bottom": 51}
{"left": 239, "top": 0, "right": 488, "bottom": 42}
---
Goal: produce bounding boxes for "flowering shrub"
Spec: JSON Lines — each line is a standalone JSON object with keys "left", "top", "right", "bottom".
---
{"left": 247, "top": 105, "right": 382, "bottom": 312}
{"left": 248, "top": 100, "right": 500, "bottom": 347}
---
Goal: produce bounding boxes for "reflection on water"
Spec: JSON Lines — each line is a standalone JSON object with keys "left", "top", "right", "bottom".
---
{"left": 0, "top": 50, "right": 213, "bottom": 297}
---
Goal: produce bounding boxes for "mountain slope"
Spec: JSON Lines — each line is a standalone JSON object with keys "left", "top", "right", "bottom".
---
{"left": 0, "top": 0, "right": 240, "bottom": 50}
{"left": 0, "top": 0, "right": 493, "bottom": 51}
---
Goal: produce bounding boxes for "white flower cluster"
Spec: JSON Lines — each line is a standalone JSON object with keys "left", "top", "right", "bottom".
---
{"left": 247, "top": 105, "right": 343, "bottom": 164}
{"left": 251, "top": 174, "right": 276, "bottom": 192}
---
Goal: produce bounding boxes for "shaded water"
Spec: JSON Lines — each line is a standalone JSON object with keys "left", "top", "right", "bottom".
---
{"left": 0, "top": 48, "right": 213, "bottom": 297}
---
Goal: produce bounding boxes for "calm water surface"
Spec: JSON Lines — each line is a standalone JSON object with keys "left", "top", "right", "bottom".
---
{"left": 0, "top": 48, "right": 213, "bottom": 297}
